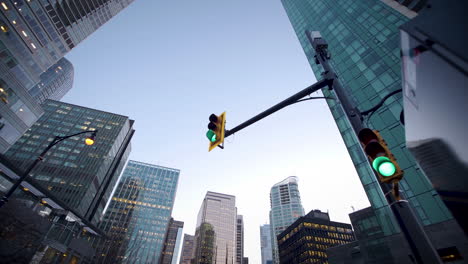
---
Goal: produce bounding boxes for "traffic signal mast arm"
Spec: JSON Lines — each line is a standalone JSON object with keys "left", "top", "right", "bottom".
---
{"left": 224, "top": 78, "right": 329, "bottom": 139}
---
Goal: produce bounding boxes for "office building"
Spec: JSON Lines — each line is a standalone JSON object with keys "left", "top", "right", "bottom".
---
{"left": 260, "top": 224, "right": 273, "bottom": 264}
{"left": 4, "top": 99, "right": 134, "bottom": 224}
{"left": 161, "top": 218, "right": 184, "bottom": 264}
{"left": 242, "top": 257, "right": 249, "bottom": 264}
{"left": 236, "top": 215, "right": 244, "bottom": 264}
{"left": 0, "top": 0, "right": 135, "bottom": 152}
{"left": 94, "top": 160, "right": 180, "bottom": 263}
{"left": 269, "top": 176, "right": 305, "bottom": 264}
{"left": 193, "top": 191, "right": 237, "bottom": 264}
{"left": 328, "top": 206, "right": 466, "bottom": 263}
{"left": 28, "top": 58, "right": 74, "bottom": 104}
{"left": 277, "top": 210, "right": 354, "bottom": 264}
{"left": 0, "top": 155, "right": 104, "bottom": 263}
{"left": 281, "top": 0, "right": 468, "bottom": 260}
{"left": 179, "top": 234, "right": 195, "bottom": 264}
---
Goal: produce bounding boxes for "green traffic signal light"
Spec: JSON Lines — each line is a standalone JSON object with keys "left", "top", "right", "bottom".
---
{"left": 372, "top": 156, "right": 397, "bottom": 177}
{"left": 206, "top": 130, "right": 217, "bottom": 142}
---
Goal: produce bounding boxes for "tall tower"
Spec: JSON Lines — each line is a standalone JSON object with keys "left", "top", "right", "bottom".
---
{"left": 161, "top": 218, "right": 185, "bottom": 264}
{"left": 28, "top": 58, "right": 74, "bottom": 104}
{"left": 280, "top": 0, "right": 467, "bottom": 260}
{"left": 4, "top": 99, "right": 134, "bottom": 223}
{"left": 269, "top": 176, "right": 305, "bottom": 264}
{"left": 194, "top": 191, "right": 237, "bottom": 264}
{"left": 179, "top": 234, "right": 195, "bottom": 264}
{"left": 0, "top": 0, "right": 135, "bottom": 152}
{"left": 94, "top": 160, "right": 180, "bottom": 263}
{"left": 260, "top": 224, "right": 273, "bottom": 264}
{"left": 236, "top": 215, "right": 244, "bottom": 264}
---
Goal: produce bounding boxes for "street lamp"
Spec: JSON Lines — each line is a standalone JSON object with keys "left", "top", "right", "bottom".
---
{"left": 0, "top": 130, "right": 98, "bottom": 208}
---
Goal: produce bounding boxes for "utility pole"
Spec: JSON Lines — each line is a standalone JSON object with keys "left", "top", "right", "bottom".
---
{"left": 307, "top": 31, "right": 441, "bottom": 264}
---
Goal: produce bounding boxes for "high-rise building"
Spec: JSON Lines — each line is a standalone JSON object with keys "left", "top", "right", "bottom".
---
{"left": 0, "top": 0, "right": 134, "bottom": 152}
{"left": 161, "top": 218, "right": 185, "bottom": 264}
{"left": 236, "top": 215, "right": 244, "bottom": 264}
{"left": 179, "top": 234, "right": 195, "bottom": 264}
{"left": 28, "top": 58, "right": 74, "bottom": 104}
{"left": 269, "top": 176, "right": 305, "bottom": 264}
{"left": 193, "top": 191, "right": 237, "bottom": 264}
{"left": 277, "top": 210, "right": 355, "bottom": 264}
{"left": 260, "top": 224, "right": 273, "bottom": 264}
{"left": 281, "top": 0, "right": 468, "bottom": 260}
{"left": 94, "top": 160, "right": 180, "bottom": 263}
{"left": 4, "top": 99, "right": 134, "bottom": 224}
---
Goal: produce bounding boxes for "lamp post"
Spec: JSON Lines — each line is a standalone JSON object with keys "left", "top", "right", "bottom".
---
{"left": 0, "top": 130, "right": 98, "bottom": 208}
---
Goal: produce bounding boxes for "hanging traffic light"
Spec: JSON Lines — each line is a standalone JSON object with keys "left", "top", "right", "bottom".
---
{"left": 358, "top": 128, "right": 403, "bottom": 183}
{"left": 206, "top": 112, "right": 226, "bottom": 151}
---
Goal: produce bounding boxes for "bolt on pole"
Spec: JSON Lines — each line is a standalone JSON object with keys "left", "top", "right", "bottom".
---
{"left": 307, "top": 30, "right": 441, "bottom": 264}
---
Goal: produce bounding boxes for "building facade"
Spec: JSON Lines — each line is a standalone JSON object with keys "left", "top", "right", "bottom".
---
{"left": 280, "top": 0, "right": 468, "bottom": 260}
{"left": 94, "top": 160, "right": 180, "bottom": 263}
{"left": 193, "top": 191, "right": 237, "bottom": 264}
{"left": 179, "top": 234, "right": 195, "bottom": 264}
{"left": 0, "top": 0, "right": 134, "bottom": 152}
{"left": 328, "top": 206, "right": 466, "bottom": 264}
{"left": 160, "top": 218, "right": 184, "bottom": 264}
{"left": 28, "top": 57, "right": 74, "bottom": 104}
{"left": 277, "top": 210, "right": 355, "bottom": 264}
{"left": 236, "top": 215, "right": 244, "bottom": 264}
{"left": 260, "top": 224, "right": 273, "bottom": 264}
{"left": 4, "top": 99, "right": 134, "bottom": 224}
{"left": 269, "top": 176, "right": 305, "bottom": 264}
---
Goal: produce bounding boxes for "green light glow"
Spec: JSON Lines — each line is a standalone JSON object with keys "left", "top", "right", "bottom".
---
{"left": 372, "top": 156, "right": 396, "bottom": 177}
{"left": 206, "top": 130, "right": 217, "bottom": 142}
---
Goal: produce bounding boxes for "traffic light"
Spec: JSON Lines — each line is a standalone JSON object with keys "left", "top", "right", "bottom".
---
{"left": 206, "top": 112, "right": 226, "bottom": 151}
{"left": 358, "top": 128, "right": 403, "bottom": 183}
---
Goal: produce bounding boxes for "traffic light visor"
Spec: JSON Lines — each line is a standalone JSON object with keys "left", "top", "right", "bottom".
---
{"left": 373, "top": 156, "right": 397, "bottom": 177}
{"left": 358, "top": 128, "right": 379, "bottom": 145}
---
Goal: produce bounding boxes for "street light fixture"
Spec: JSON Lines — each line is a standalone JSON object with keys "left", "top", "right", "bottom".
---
{"left": 0, "top": 130, "right": 98, "bottom": 208}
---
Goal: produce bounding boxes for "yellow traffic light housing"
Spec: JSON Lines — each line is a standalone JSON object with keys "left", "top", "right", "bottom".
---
{"left": 206, "top": 112, "right": 226, "bottom": 152}
{"left": 358, "top": 128, "right": 403, "bottom": 183}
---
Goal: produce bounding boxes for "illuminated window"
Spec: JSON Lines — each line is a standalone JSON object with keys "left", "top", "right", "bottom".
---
{"left": 1, "top": 2, "right": 8, "bottom": 10}
{"left": 31, "top": 43, "right": 36, "bottom": 49}
{"left": 0, "top": 25, "right": 7, "bottom": 32}
{"left": 21, "top": 30, "right": 27, "bottom": 37}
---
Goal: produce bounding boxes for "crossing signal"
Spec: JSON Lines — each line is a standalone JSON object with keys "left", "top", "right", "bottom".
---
{"left": 358, "top": 128, "right": 403, "bottom": 183}
{"left": 206, "top": 112, "right": 226, "bottom": 151}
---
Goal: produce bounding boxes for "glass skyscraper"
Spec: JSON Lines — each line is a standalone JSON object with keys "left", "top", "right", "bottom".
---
{"left": 4, "top": 99, "right": 134, "bottom": 224}
{"left": 94, "top": 160, "right": 180, "bottom": 263}
{"left": 194, "top": 191, "right": 237, "bottom": 264}
{"left": 0, "top": 0, "right": 134, "bottom": 152}
{"left": 29, "top": 58, "right": 74, "bottom": 104}
{"left": 269, "top": 176, "right": 305, "bottom": 264}
{"left": 260, "top": 224, "right": 273, "bottom": 264}
{"left": 281, "top": 0, "right": 468, "bottom": 260}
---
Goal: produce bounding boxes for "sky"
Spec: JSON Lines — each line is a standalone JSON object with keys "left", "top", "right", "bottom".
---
{"left": 63, "top": 0, "right": 370, "bottom": 262}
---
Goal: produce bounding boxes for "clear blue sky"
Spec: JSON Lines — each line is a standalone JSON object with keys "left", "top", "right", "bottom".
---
{"left": 63, "top": 0, "right": 370, "bottom": 262}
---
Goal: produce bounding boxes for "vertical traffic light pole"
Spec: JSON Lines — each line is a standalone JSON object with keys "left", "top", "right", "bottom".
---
{"left": 307, "top": 31, "right": 441, "bottom": 264}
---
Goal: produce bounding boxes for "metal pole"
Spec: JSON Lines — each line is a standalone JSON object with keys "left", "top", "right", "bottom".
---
{"left": 307, "top": 31, "right": 441, "bottom": 264}
{"left": 0, "top": 130, "right": 97, "bottom": 208}
{"left": 225, "top": 79, "right": 328, "bottom": 138}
